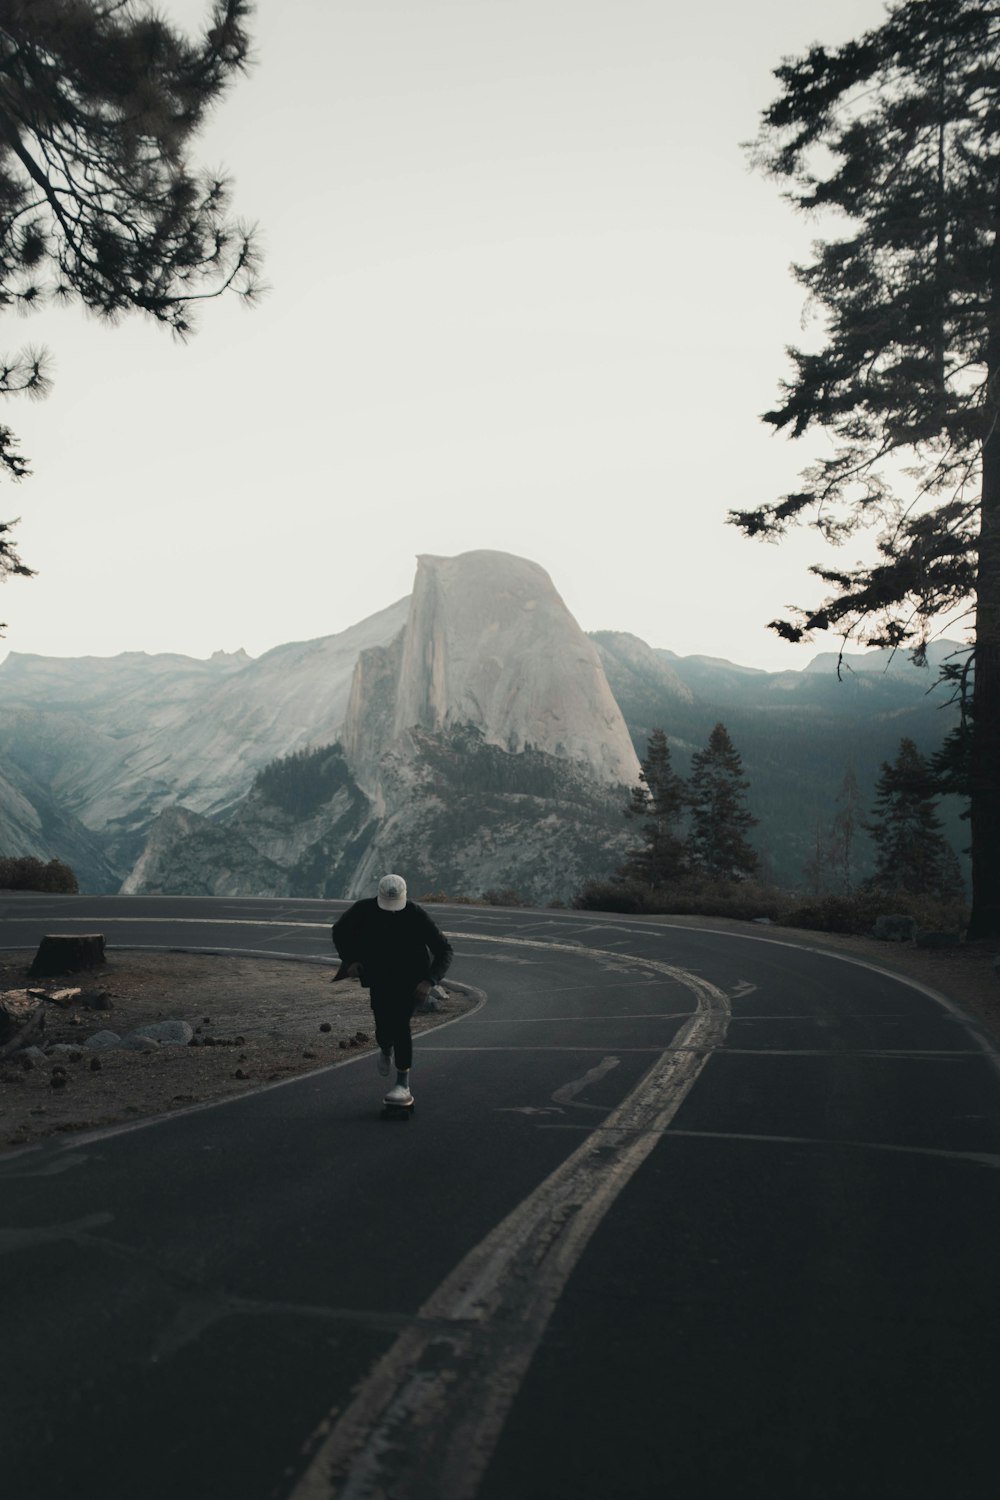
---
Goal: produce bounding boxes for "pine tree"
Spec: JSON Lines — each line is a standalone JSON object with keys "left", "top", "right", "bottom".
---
{"left": 0, "top": 0, "right": 262, "bottom": 620}
{"left": 729, "top": 0, "right": 1000, "bottom": 935}
{"left": 687, "top": 723, "right": 759, "bottom": 882}
{"left": 866, "top": 737, "right": 963, "bottom": 897}
{"left": 620, "top": 728, "right": 688, "bottom": 887}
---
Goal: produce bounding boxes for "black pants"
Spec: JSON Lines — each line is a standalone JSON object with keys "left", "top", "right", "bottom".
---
{"left": 370, "top": 986, "right": 418, "bottom": 1071}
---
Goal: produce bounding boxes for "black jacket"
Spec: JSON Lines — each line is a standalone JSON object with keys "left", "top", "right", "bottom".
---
{"left": 331, "top": 899, "right": 453, "bottom": 993}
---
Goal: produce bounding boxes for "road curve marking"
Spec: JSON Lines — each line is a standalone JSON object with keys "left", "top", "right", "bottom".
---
{"left": 285, "top": 945, "right": 729, "bottom": 1500}
{"left": 551, "top": 1055, "right": 620, "bottom": 1107}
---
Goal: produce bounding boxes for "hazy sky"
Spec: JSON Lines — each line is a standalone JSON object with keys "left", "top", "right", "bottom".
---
{"left": 0, "top": 0, "right": 902, "bottom": 672}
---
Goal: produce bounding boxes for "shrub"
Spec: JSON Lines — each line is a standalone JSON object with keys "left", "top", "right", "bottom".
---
{"left": 573, "top": 879, "right": 650, "bottom": 914}
{"left": 784, "top": 888, "right": 969, "bottom": 937}
{"left": 575, "top": 875, "right": 970, "bottom": 939}
{"left": 573, "top": 878, "right": 788, "bottom": 921}
{"left": 0, "top": 855, "right": 79, "bottom": 894}
{"left": 480, "top": 888, "right": 525, "bottom": 907}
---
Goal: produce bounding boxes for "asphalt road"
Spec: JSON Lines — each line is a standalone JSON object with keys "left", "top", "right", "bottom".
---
{"left": 1, "top": 893, "right": 999, "bottom": 1500}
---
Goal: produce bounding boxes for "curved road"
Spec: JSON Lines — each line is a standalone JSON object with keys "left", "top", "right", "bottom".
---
{"left": 1, "top": 894, "right": 999, "bottom": 1500}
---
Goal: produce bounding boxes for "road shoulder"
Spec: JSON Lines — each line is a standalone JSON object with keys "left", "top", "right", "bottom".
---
{"left": 0, "top": 950, "right": 476, "bottom": 1152}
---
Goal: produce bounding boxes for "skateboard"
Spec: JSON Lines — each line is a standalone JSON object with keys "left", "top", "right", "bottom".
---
{"left": 380, "top": 1097, "right": 414, "bottom": 1121}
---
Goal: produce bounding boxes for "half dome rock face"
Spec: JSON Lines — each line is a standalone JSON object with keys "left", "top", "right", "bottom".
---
{"left": 377, "top": 550, "right": 640, "bottom": 786}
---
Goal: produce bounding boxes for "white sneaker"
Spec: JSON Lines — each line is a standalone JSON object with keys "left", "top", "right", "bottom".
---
{"left": 377, "top": 1051, "right": 391, "bottom": 1077}
{"left": 384, "top": 1083, "right": 413, "bottom": 1106}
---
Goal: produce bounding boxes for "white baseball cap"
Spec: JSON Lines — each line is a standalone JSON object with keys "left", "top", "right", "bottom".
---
{"left": 377, "top": 873, "right": 407, "bottom": 911}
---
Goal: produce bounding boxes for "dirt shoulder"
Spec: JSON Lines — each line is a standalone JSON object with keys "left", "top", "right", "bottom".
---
{"left": 0, "top": 951, "right": 477, "bottom": 1154}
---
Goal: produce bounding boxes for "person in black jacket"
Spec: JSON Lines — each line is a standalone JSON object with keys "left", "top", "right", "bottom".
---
{"left": 331, "top": 873, "right": 453, "bottom": 1106}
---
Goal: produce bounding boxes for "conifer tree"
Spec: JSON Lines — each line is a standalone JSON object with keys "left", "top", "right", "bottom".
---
{"left": 0, "top": 0, "right": 261, "bottom": 619}
{"left": 729, "top": 0, "right": 1000, "bottom": 935}
{"left": 687, "top": 723, "right": 759, "bottom": 882}
{"left": 866, "top": 737, "right": 963, "bottom": 897}
{"left": 620, "top": 728, "right": 688, "bottom": 887}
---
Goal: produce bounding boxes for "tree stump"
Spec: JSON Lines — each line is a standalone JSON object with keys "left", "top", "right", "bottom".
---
{"left": 29, "top": 933, "right": 107, "bottom": 977}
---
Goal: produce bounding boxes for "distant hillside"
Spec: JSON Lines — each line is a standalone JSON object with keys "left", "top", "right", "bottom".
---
{"left": 591, "top": 632, "right": 968, "bottom": 889}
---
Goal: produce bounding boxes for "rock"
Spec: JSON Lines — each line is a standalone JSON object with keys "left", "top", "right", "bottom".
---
{"left": 48, "top": 1045, "right": 84, "bottom": 1061}
{"left": 84, "top": 1030, "right": 122, "bottom": 1051}
{"left": 21, "top": 1046, "right": 46, "bottom": 1062}
{"left": 122, "top": 1032, "right": 160, "bottom": 1051}
{"left": 872, "top": 914, "right": 918, "bottom": 943}
{"left": 133, "top": 1020, "right": 193, "bottom": 1046}
{"left": 417, "top": 984, "right": 449, "bottom": 1013}
{"left": 374, "top": 551, "right": 640, "bottom": 783}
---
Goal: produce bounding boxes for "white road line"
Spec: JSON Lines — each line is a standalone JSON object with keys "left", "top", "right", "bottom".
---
{"left": 663, "top": 1128, "right": 1000, "bottom": 1169}
{"left": 474, "top": 1011, "right": 718, "bottom": 1023}
{"left": 285, "top": 950, "right": 729, "bottom": 1500}
{"left": 0, "top": 915, "right": 334, "bottom": 929}
{"left": 421, "top": 1045, "right": 663, "bottom": 1053}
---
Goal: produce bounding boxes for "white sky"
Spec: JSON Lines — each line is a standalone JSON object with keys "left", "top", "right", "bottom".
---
{"left": 0, "top": 0, "right": 905, "bottom": 672}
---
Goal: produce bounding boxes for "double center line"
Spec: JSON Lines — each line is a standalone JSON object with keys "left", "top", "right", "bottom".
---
{"left": 286, "top": 941, "right": 730, "bottom": 1500}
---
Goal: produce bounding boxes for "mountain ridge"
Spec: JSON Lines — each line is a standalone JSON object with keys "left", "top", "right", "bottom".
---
{"left": 0, "top": 550, "right": 969, "bottom": 896}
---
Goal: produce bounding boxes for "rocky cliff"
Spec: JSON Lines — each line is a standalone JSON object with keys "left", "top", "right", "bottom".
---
{"left": 346, "top": 552, "right": 640, "bottom": 793}
{"left": 121, "top": 552, "right": 640, "bottom": 902}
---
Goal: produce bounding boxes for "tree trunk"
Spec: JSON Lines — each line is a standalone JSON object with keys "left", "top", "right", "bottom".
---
{"left": 969, "top": 497, "right": 1000, "bottom": 937}
{"left": 969, "top": 203, "right": 1000, "bottom": 939}
{"left": 28, "top": 933, "right": 106, "bottom": 977}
